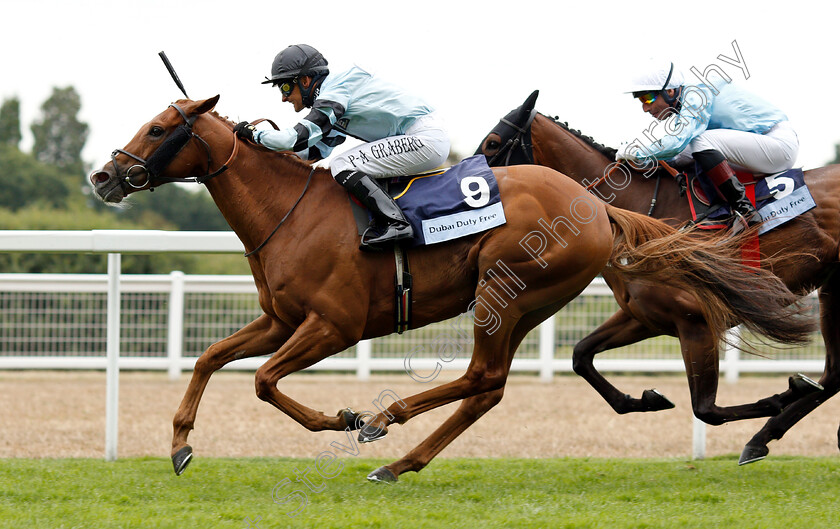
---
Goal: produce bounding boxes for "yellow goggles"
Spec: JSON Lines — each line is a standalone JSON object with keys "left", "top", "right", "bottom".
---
{"left": 637, "top": 92, "right": 659, "bottom": 105}
{"left": 277, "top": 79, "right": 297, "bottom": 97}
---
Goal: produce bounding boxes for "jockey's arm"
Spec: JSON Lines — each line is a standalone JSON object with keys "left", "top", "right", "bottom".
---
{"left": 628, "top": 86, "right": 715, "bottom": 164}
{"left": 254, "top": 100, "right": 346, "bottom": 154}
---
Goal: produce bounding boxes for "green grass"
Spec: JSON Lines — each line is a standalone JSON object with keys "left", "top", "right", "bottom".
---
{"left": 1, "top": 456, "right": 839, "bottom": 528}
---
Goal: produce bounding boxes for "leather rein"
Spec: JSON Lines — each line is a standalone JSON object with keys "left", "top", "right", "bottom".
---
{"left": 108, "top": 103, "right": 313, "bottom": 257}
{"left": 583, "top": 160, "right": 666, "bottom": 217}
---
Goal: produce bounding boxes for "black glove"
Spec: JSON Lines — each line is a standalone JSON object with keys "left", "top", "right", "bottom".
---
{"left": 234, "top": 121, "right": 256, "bottom": 143}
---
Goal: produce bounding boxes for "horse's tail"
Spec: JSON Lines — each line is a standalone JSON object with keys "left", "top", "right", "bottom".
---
{"left": 604, "top": 204, "right": 815, "bottom": 346}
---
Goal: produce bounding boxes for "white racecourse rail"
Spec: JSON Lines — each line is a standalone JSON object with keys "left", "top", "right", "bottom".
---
{"left": 0, "top": 230, "right": 827, "bottom": 460}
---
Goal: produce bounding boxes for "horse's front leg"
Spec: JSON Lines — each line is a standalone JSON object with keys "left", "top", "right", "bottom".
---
{"left": 253, "top": 311, "right": 358, "bottom": 432}
{"left": 572, "top": 308, "right": 675, "bottom": 413}
{"left": 172, "top": 313, "right": 292, "bottom": 475}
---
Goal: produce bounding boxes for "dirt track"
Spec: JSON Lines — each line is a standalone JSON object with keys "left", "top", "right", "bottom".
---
{"left": 1, "top": 371, "right": 838, "bottom": 461}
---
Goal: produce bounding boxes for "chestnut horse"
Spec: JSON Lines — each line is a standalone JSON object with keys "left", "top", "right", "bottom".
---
{"left": 477, "top": 90, "right": 840, "bottom": 464}
{"left": 90, "top": 96, "right": 811, "bottom": 482}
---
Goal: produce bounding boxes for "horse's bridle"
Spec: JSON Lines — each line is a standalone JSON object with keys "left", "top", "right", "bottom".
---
{"left": 106, "top": 103, "right": 313, "bottom": 257}
{"left": 108, "top": 103, "right": 233, "bottom": 191}
{"left": 485, "top": 109, "right": 537, "bottom": 166}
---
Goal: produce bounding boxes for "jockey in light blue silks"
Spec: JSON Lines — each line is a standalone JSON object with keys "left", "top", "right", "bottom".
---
{"left": 235, "top": 44, "right": 450, "bottom": 250}
{"left": 616, "top": 60, "right": 799, "bottom": 234}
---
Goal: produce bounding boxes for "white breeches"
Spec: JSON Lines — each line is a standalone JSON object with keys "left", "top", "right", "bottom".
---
{"left": 672, "top": 121, "right": 799, "bottom": 174}
{"left": 330, "top": 112, "right": 450, "bottom": 179}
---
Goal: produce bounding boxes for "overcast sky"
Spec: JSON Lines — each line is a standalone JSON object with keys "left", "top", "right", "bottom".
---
{"left": 3, "top": 0, "right": 838, "bottom": 174}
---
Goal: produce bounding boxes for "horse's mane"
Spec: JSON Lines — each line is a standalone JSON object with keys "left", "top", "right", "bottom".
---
{"left": 211, "top": 110, "right": 236, "bottom": 129}
{"left": 208, "top": 109, "right": 321, "bottom": 170}
{"left": 541, "top": 113, "right": 618, "bottom": 162}
{"left": 540, "top": 114, "right": 681, "bottom": 181}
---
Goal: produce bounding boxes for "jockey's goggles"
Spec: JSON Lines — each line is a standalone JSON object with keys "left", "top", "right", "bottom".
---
{"left": 277, "top": 79, "right": 297, "bottom": 97}
{"left": 636, "top": 92, "right": 659, "bottom": 105}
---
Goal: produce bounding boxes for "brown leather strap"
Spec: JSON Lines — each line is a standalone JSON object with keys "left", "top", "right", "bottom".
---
{"left": 657, "top": 160, "right": 681, "bottom": 178}
{"left": 584, "top": 161, "right": 626, "bottom": 192}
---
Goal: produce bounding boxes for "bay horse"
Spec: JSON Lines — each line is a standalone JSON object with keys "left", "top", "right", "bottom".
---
{"left": 90, "top": 96, "right": 812, "bottom": 482}
{"left": 477, "top": 90, "right": 840, "bottom": 464}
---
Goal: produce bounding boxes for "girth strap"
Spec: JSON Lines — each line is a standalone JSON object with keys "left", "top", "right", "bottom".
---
{"left": 394, "top": 246, "right": 413, "bottom": 334}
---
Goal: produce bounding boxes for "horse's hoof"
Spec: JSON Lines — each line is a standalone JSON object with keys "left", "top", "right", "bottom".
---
{"left": 641, "top": 389, "right": 676, "bottom": 411}
{"left": 172, "top": 446, "right": 193, "bottom": 476}
{"left": 358, "top": 422, "right": 388, "bottom": 443}
{"left": 738, "top": 444, "right": 769, "bottom": 466}
{"left": 338, "top": 408, "right": 363, "bottom": 431}
{"left": 367, "top": 466, "right": 398, "bottom": 483}
{"left": 789, "top": 373, "right": 823, "bottom": 396}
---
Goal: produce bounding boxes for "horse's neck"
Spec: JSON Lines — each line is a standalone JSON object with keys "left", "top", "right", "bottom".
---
{"left": 201, "top": 141, "right": 329, "bottom": 252}
{"left": 532, "top": 117, "right": 670, "bottom": 214}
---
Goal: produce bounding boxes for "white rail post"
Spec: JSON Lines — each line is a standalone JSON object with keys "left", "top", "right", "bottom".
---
{"left": 356, "top": 339, "right": 371, "bottom": 381}
{"left": 724, "top": 326, "right": 742, "bottom": 385}
{"left": 167, "top": 271, "right": 185, "bottom": 381}
{"left": 105, "top": 253, "right": 121, "bottom": 462}
{"left": 539, "top": 316, "right": 556, "bottom": 383}
{"left": 692, "top": 416, "right": 707, "bottom": 460}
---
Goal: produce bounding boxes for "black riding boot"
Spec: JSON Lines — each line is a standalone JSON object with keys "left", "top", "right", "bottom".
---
{"left": 693, "top": 150, "right": 761, "bottom": 235}
{"left": 335, "top": 170, "right": 414, "bottom": 250}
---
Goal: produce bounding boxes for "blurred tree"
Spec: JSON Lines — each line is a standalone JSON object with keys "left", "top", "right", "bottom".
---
{"left": 0, "top": 144, "right": 73, "bottom": 210}
{"left": 0, "top": 97, "right": 22, "bottom": 147}
{"left": 115, "top": 184, "right": 230, "bottom": 231}
{"left": 30, "top": 86, "right": 88, "bottom": 174}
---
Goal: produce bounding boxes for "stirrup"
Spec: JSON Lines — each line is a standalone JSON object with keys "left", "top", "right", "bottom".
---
{"left": 729, "top": 211, "right": 760, "bottom": 236}
{"left": 360, "top": 223, "right": 413, "bottom": 251}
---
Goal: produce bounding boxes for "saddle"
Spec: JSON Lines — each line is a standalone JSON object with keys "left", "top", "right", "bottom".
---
{"left": 347, "top": 155, "right": 508, "bottom": 334}
{"left": 672, "top": 164, "right": 815, "bottom": 236}
{"left": 349, "top": 155, "right": 507, "bottom": 246}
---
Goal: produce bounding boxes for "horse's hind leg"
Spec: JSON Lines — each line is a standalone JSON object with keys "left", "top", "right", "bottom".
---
{"left": 572, "top": 308, "right": 675, "bottom": 413}
{"left": 367, "top": 388, "right": 506, "bottom": 483}
{"left": 366, "top": 304, "right": 562, "bottom": 482}
{"left": 577, "top": 287, "right": 813, "bottom": 423}
{"left": 740, "top": 276, "right": 840, "bottom": 464}
{"left": 678, "top": 318, "right": 816, "bottom": 426}
{"left": 357, "top": 319, "right": 516, "bottom": 444}
{"left": 171, "top": 314, "right": 291, "bottom": 475}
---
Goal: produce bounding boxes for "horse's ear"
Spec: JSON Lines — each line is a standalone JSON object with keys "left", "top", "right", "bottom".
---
{"left": 191, "top": 95, "right": 221, "bottom": 115}
{"left": 523, "top": 90, "right": 539, "bottom": 113}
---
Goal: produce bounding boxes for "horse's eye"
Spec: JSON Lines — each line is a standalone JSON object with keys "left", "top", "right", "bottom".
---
{"left": 486, "top": 140, "right": 501, "bottom": 150}
{"left": 149, "top": 126, "right": 165, "bottom": 137}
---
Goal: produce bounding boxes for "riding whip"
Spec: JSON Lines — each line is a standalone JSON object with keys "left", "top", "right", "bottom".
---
{"left": 158, "top": 51, "right": 190, "bottom": 99}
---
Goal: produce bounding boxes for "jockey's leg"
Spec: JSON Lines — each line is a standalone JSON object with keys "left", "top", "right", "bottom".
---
{"left": 693, "top": 149, "right": 761, "bottom": 234}
{"left": 334, "top": 169, "right": 413, "bottom": 249}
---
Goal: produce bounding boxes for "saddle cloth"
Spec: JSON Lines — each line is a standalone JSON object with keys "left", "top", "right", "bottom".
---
{"left": 686, "top": 166, "right": 816, "bottom": 235}
{"left": 353, "top": 155, "right": 507, "bottom": 246}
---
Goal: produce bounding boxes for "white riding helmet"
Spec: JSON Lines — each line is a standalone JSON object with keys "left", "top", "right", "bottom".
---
{"left": 626, "top": 60, "right": 685, "bottom": 94}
